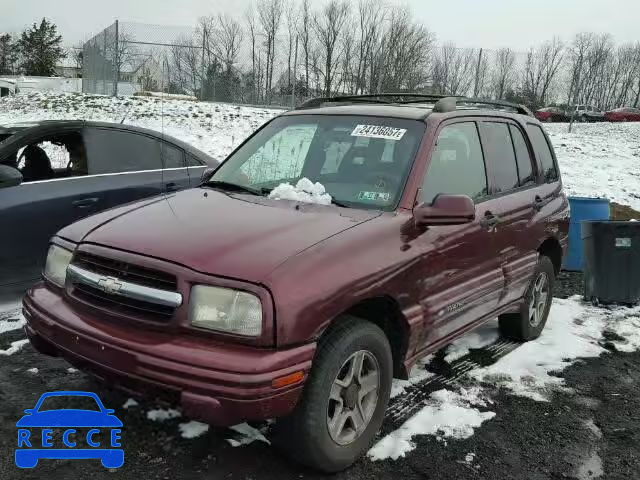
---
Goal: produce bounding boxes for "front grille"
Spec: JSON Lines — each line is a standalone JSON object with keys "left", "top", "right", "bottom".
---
{"left": 73, "top": 252, "right": 177, "bottom": 291}
{"left": 69, "top": 252, "right": 179, "bottom": 323}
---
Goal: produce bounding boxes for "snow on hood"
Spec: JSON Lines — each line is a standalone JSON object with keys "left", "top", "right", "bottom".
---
{"left": 268, "top": 178, "right": 332, "bottom": 205}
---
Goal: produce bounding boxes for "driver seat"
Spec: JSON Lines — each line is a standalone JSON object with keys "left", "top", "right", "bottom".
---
{"left": 338, "top": 140, "right": 386, "bottom": 182}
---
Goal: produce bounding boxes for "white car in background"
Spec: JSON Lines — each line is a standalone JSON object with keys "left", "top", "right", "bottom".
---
{"left": 571, "top": 105, "right": 605, "bottom": 122}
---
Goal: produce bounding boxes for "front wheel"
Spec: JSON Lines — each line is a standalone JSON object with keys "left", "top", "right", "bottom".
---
{"left": 499, "top": 256, "right": 555, "bottom": 341}
{"left": 275, "top": 318, "right": 392, "bottom": 472}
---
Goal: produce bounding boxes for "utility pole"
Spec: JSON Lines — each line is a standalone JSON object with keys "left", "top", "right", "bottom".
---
{"left": 113, "top": 20, "right": 119, "bottom": 97}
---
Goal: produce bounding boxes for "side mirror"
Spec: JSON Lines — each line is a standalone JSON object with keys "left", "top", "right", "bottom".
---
{"left": 200, "top": 167, "right": 216, "bottom": 184}
{"left": 0, "top": 164, "right": 22, "bottom": 188}
{"left": 413, "top": 194, "right": 475, "bottom": 227}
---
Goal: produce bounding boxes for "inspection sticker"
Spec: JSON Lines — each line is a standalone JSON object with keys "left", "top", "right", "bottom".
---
{"left": 358, "top": 191, "right": 391, "bottom": 202}
{"left": 351, "top": 124, "right": 407, "bottom": 141}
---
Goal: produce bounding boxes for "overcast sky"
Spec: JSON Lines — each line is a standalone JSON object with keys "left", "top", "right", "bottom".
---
{"left": 3, "top": 0, "right": 639, "bottom": 51}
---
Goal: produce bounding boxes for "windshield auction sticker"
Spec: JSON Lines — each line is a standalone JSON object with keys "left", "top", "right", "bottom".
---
{"left": 351, "top": 124, "right": 407, "bottom": 141}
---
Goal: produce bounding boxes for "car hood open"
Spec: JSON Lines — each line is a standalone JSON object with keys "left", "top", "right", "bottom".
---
{"left": 73, "top": 189, "right": 380, "bottom": 283}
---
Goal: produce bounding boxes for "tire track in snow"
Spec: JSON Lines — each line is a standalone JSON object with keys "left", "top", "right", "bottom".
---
{"left": 380, "top": 337, "right": 521, "bottom": 435}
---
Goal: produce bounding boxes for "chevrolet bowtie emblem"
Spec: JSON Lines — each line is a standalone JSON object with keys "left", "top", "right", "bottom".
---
{"left": 97, "top": 276, "right": 122, "bottom": 295}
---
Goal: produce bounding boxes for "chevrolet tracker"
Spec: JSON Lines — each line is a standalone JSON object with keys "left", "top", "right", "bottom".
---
{"left": 23, "top": 94, "right": 569, "bottom": 472}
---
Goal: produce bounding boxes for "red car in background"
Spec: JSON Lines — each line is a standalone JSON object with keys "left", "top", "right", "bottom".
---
{"left": 535, "top": 107, "right": 570, "bottom": 123}
{"left": 604, "top": 107, "right": 640, "bottom": 122}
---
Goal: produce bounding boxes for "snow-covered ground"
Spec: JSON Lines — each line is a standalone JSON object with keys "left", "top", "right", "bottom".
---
{"left": 369, "top": 297, "right": 640, "bottom": 460}
{"left": 546, "top": 122, "right": 640, "bottom": 211}
{"left": 0, "top": 92, "right": 281, "bottom": 164}
{"left": 1, "top": 92, "right": 638, "bottom": 210}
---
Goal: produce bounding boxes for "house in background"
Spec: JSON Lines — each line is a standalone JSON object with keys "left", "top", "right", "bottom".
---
{"left": 54, "top": 56, "right": 82, "bottom": 78}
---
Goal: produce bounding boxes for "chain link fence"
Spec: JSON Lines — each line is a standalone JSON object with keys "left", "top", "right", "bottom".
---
{"left": 84, "top": 21, "right": 574, "bottom": 109}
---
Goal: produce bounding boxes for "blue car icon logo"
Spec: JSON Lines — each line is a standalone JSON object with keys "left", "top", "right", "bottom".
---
{"left": 16, "top": 391, "right": 123, "bottom": 469}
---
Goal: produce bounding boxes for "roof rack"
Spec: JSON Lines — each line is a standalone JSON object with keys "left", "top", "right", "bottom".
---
{"left": 297, "top": 93, "right": 459, "bottom": 109}
{"left": 296, "top": 93, "right": 533, "bottom": 117}
{"left": 446, "top": 97, "right": 533, "bottom": 117}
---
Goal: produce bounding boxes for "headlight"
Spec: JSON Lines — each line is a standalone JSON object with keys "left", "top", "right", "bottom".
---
{"left": 43, "top": 245, "right": 73, "bottom": 288}
{"left": 189, "top": 285, "right": 262, "bottom": 337}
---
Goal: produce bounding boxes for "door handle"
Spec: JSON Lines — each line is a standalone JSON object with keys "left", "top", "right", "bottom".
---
{"left": 480, "top": 211, "right": 500, "bottom": 229}
{"left": 72, "top": 197, "right": 99, "bottom": 208}
{"left": 165, "top": 182, "right": 180, "bottom": 192}
{"left": 533, "top": 195, "right": 546, "bottom": 211}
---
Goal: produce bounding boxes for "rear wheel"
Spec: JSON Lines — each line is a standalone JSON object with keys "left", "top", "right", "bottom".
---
{"left": 275, "top": 318, "right": 392, "bottom": 472}
{"left": 499, "top": 256, "right": 555, "bottom": 341}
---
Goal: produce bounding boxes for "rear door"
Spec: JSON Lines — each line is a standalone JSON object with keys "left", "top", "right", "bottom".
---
{"left": 479, "top": 119, "right": 540, "bottom": 306}
{"left": 82, "top": 127, "right": 164, "bottom": 210}
{"left": 415, "top": 120, "right": 504, "bottom": 347}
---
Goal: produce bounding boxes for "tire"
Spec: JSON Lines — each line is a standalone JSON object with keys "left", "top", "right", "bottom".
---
{"left": 499, "top": 255, "right": 555, "bottom": 341}
{"left": 581, "top": 114, "right": 588, "bottom": 123}
{"left": 275, "top": 318, "right": 393, "bottom": 473}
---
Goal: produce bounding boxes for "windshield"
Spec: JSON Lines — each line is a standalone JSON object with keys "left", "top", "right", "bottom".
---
{"left": 211, "top": 115, "right": 425, "bottom": 211}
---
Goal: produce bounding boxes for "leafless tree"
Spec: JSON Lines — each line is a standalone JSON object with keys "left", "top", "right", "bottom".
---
{"left": 353, "top": 0, "right": 385, "bottom": 94}
{"left": 211, "top": 13, "right": 243, "bottom": 72}
{"left": 285, "top": 1, "right": 298, "bottom": 90}
{"left": 374, "top": 8, "right": 434, "bottom": 92}
{"left": 106, "top": 31, "right": 141, "bottom": 83}
{"left": 245, "top": 8, "right": 259, "bottom": 102}
{"left": 297, "top": 0, "right": 313, "bottom": 93}
{"left": 491, "top": 48, "right": 516, "bottom": 99}
{"left": 432, "top": 43, "right": 475, "bottom": 95}
{"left": 522, "top": 37, "right": 564, "bottom": 106}
{"left": 258, "top": 0, "right": 284, "bottom": 101}
{"left": 312, "top": 0, "right": 351, "bottom": 96}
{"left": 168, "top": 35, "right": 201, "bottom": 95}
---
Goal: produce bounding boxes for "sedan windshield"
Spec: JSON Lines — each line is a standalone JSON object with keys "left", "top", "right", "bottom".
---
{"left": 211, "top": 115, "right": 425, "bottom": 210}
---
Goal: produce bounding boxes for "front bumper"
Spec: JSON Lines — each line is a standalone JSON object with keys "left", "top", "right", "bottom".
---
{"left": 23, "top": 283, "right": 316, "bottom": 426}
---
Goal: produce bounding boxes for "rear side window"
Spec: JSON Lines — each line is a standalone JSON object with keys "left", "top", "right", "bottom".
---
{"left": 161, "top": 142, "right": 185, "bottom": 169}
{"left": 526, "top": 124, "right": 558, "bottom": 182}
{"left": 85, "top": 129, "right": 162, "bottom": 174}
{"left": 421, "top": 122, "right": 488, "bottom": 204}
{"left": 509, "top": 125, "right": 535, "bottom": 186}
{"left": 481, "top": 122, "right": 519, "bottom": 193}
{"left": 186, "top": 154, "right": 204, "bottom": 166}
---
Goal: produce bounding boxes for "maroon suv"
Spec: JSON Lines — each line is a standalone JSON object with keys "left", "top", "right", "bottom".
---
{"left": 23, "top": 95, "right": 569, "bottom": 472}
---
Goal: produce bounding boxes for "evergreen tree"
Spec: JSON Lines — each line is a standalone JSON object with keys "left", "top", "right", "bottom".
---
{"left": 0, "top": 34, "right": 18, "bottom": 75}
{"left": 17, "top": 18, "right": 65, "bottom": 76}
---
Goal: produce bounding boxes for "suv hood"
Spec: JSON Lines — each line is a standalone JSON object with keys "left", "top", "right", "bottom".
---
{"left": 74, "top": 189, "right": 380, "bottom": 283}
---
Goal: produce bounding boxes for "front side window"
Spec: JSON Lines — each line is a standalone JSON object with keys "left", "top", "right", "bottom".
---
{"left": 527, "top": 124, "right": 558, "bottom": 182}
{"left": 421, "top": 122, "right": 488, "bottom": 204}
{"left": 212, "top": 115, "right": 425, "bottom": 210}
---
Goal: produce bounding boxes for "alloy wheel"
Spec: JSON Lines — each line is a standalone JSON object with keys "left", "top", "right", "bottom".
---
{"left": 327, "top": 350, "right": 380, "bottom": 446}
{"left": 528, "top": 272, "right": 549, "bottom": 327}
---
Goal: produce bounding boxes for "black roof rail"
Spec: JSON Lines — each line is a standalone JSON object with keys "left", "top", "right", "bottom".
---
{"left": 296, "top": 93, "right": 534, "bottom": 117}
{"left": 456, "top": 97, "right": 534, "bottom": 117}
{"left": 296, "top": 93, "right": 460, "bottom": 109}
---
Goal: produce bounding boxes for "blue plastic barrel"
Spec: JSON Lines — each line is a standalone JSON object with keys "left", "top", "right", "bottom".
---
{"left": 563, "top": 197, "right": 610, "bottom": 271}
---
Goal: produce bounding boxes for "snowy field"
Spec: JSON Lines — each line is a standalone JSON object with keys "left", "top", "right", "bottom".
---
{"left": 1, "top": 92, "right": 639, "bottom": 211}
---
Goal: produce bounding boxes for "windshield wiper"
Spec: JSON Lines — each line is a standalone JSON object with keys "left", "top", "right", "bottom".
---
{"left": 203, "top": 180, "right": 263, "bottom": 196}
{"left": 330, "top": 198, "right": 350, "bottom": 208}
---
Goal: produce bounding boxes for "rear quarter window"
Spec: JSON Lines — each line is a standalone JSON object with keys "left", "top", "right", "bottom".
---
{"left": 526, "top": 124, "right": 558, "bottom": 183}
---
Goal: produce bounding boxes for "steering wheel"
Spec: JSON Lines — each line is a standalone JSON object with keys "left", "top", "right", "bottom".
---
{"left": 363, "top": 171, "right": 399, "bottom": 191}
